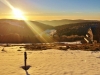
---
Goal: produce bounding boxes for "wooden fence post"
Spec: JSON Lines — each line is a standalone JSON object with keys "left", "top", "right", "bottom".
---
{"left": 24, "top": 52, "right": 27, "bottom": 70}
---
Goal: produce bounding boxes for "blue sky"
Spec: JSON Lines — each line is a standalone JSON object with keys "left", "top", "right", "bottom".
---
{"left": 0, "top": 0, "right": 100, "bottom": 20}
{"left": 32, "top": 0, "right": 100, "bottom": 12}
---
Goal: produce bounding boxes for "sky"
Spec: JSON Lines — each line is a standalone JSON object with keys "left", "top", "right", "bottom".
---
{"left": 0, "top": 0, "right": 100, "bottom": 20}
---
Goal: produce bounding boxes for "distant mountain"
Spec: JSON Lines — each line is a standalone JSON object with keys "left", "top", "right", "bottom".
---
{"left": 38, "top": 19, "right": 100, "bottom": 26}
{"left": 0, "top": 19, "right": 54, "bottom": 43}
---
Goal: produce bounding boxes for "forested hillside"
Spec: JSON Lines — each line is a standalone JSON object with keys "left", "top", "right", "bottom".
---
{"left": 55, "top": 21, "right": 100, "bottom": 42}
{"left": 0, "top": 19, "right": 100, "bottom": 43}
{"left": 0, "top": 19, "right": 54, "bottom": 43}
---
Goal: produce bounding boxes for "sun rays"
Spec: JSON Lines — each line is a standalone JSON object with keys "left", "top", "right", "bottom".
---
{"left": 0, "top": 0, "right": 51, "bottom": 43}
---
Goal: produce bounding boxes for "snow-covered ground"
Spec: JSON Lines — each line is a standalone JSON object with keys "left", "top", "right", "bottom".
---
{"left": 0, "top": 46, "right": 100, "bottom": 75}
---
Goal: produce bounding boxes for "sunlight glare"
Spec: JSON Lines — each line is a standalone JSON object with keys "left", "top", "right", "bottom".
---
{"left": 12, "top": 8, "right": 26, "bottom": 20}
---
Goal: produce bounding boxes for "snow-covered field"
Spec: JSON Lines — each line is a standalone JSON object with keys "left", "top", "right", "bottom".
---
{"left": 0, "top": 46, "right": 100, "bottom": 75}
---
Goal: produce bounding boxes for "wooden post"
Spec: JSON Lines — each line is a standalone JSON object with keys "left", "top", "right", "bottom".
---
{"left": 24, "top": 52, "right": 27, "bottom": 70}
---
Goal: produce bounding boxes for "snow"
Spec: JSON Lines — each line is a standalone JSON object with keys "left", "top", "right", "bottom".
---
{"left": 0, "top": 46, "right": 100, "bottom": 75}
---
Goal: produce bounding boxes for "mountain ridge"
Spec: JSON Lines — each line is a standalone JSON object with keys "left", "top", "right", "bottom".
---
{"left": 38, "top": 19, "right": 100, "bottom": 26}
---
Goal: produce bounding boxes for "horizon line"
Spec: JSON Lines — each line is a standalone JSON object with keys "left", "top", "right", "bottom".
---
{"left": 0, "top": 18, "right": 100, "bottom": 21}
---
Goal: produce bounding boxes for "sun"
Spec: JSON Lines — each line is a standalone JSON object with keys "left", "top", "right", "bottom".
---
{"left": 12, "top": 8, "right": 26, "bottom": 20}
